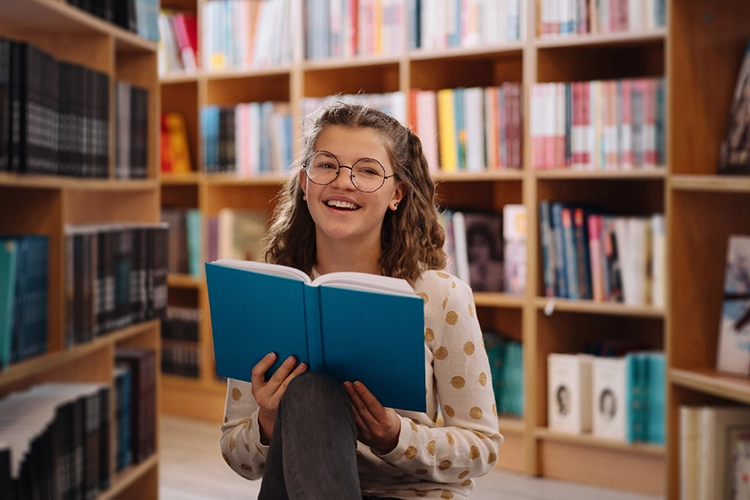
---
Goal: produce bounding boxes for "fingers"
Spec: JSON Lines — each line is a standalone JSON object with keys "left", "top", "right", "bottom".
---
{"left": 251, "top": 353, "right": 307, "bottom": 411}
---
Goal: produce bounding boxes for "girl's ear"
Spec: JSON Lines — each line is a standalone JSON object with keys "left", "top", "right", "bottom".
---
{"left": 389, "top": 182, "right": 406, "bottom": 211}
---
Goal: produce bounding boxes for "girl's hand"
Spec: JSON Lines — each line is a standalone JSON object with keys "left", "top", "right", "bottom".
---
{"left": 251, "top": 352, "right": 307, "bottom": 444}
{"left": 344, "top": 381, "right": 401, "bottom": 455}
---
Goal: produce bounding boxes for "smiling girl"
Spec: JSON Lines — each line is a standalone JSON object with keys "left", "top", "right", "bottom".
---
{"left": 219, "top": 101, "right": 502, "bottom": 500}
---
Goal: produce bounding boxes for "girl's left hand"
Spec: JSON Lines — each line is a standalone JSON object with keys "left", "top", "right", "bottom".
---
{"left": 343, "top": 381, "right": 401, "bottom": 455}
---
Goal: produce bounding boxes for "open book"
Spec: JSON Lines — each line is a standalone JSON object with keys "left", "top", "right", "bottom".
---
{"left": 205, "top": 259, "right": 427, "bottom": 412}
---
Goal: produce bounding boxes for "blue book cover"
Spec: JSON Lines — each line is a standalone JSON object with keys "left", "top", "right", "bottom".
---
{"left": 0, "top": 238, "right": 17, "bottom": 370}
{"left": 625, "top": 352, "right": 642, "bottom": 443}
{"left": 646, "top": 352, "right": 665, "bottom": 444}
{"left": 205, "top": 259, "right": 427, "bottom": 412}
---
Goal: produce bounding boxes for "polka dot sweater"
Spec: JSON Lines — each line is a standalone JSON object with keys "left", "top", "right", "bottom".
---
{"left": 220, "top": 269, "right": 503, "bottom": 499}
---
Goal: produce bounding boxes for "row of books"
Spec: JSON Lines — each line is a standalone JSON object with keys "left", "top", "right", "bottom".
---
{"left": 0, "top": 38, "right": 110, "bottom": 178}
{"left": 300, "top": 91, "right": 407, "bottom": 128}
{"left": 539, "top": 201, "right": 665, "bottom": 306}
{"left": 203, "top": 0, "right": 295, "bottom": 71}
{"left": 484, "top": 331, "right": 523, "bottom": 417}
{"left": 65, "top": 224, "right": 169, "bottom": 348}
{"left": 0, "top": 235, "right": 48, "bottom": 370}
{"left": 160, "top": 112, "right": 193, "bottom": 174}
{"left": 680, "top": 405, "right": 750, "bottom": 500}
{"left": 158, "top": 10, "right": 198, "bottom": 75}
{"left": 115, "top": 80, "right": 150, "bottom": 180}
{"left": 114, "top": 349, "right": 157, "bottom": 469}
{"left": 306, "top": 0, "right": 405, "bottom": 60}
{"left": 412, "top": 84, "right": 524, "bottom": 173}
{"left": 442, "top": 205, "right": 527, "bottom": 295}
{"left": 162, "top": 207, "right": 202, "bottom": 277}
{"left": 547, "top": 351, "right": 665, "bottom": 444}
{"left": 162, "top": 307, "right": 200, "bottom": 379}
{"left": 530, "top": 78, "right": 666, "bottom": 171}
{"left": 538, "top": 0, "right": 666, "bottom": 38}
{"left": 205, "top": 209, "right": 269, "bottom": 264}
{"left": 415, "top": 0, "right": 523, "bottom": 50}
{"left": 65, "top": 0, "right": 160, "bottom": 42}
{"left": 200, "top": 101, "right": 293, "bottom": 175}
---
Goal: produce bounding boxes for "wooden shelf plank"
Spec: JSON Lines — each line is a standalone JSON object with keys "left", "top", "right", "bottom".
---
{"left": 99, "top": 454, "right": 158, "bottom": 500}
{"left": 670, "top": 368, "right": 750, "bottom": 405}
{"left": 160, "top": 172, "right": 204, "bottom": 185}
{"left": 409, "top": 42, "right": 526, "bottom": 60}
{"left": 535, "top": 168, "right": 666, "bottom": 180}
{"left": 535, "top": 427, "right": 665, "bottom": 456}
{"left": 168, "top": 274, "right": 204, "bottom": 289}
{"left": 205, "top": 65, "right": 294, "bottom": 80}
{"left": 431, "top": 170, "right": 524, "bottom": 182}
{"left": 534, "top": 297, "right": 665, "bottom": 318}
{"left": 671, "top": 174, "right": 750, "bottom": 193}
{"left": 498, "top": 416, "right": 525, "bottom": 435}
{"left": 535, "top": 28, "right": 667, "bottom": 49}
{"left": 162, "top": 374, "right": 226, "bottom": 393}
{"left": 473, "top": 293, "right": 525, "bottom": 308}
{"left": 301, "top": 54, "right": 402, "bottom": 71}
{"left": 0, "top": 172, "right": 158, "bottom": 191}
{"left": 204, "top": 173, "right": 291, "bottom": 186}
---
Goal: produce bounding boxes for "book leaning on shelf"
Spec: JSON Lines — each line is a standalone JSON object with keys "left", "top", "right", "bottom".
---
{"left": 719, "top": 39, "right": 750, "bottom": 175}
{"left": 205, "top": 258, "right": 427, "bottom": 412}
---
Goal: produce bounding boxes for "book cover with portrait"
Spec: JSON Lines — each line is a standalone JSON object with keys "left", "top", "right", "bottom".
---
{"left": 591, "top": 357, "right": 627, "bottom": 441}
{"left": 716, "top": 235, "right": 750, "bottom": 376}
{"left": 547, "top": 353, "right": 593, "bottom": 434}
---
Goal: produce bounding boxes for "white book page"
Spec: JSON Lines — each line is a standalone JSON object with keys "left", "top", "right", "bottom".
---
{"left": 212, "top": 258, "right": 311, "bottom": 283}
{"left": 312, "top": 272, "right": 415, "bottom": 297}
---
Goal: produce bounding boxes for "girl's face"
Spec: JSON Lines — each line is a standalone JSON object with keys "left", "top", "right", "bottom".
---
{"left": 300, "top": 125, "right": 405, "bottom": 249}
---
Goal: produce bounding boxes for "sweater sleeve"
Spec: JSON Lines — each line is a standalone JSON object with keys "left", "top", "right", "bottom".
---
{"left": 219, "top": 378, "right": 269, "bottom": 480}
{"left": 374, "top": 272, "right": 503, "bottom": 483}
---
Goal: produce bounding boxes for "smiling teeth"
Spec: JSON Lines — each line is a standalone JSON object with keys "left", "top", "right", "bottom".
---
{"left": 326, "top": 200, "right": 359, "bottom": 210}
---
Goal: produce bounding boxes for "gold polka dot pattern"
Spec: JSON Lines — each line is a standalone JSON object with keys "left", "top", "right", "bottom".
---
{"left": 461, "top": 479, "right": 472, "bottom": 487}
{"left": 469, "top": 446, "right": 480, "bottom": 459}
{"left": 437, "top": 272, "right": 450, "bottom": 279}
{"left": 463, "top": 342, "right": 475, "bottom": 355}
{"left": 405, "top": 446, "right": 418, "bottom": 460}
{"left": 229, "top": 437, "right": 236, "bottom": 451}
{"left": 240, "top": 463, "right": 252, "bottom": 472}
{"left": 450, "top": 376, "right": 465, "bottom": 389}
{"left": 458, "top": 470, "right": 470, "bottom": 479}
{"left": 451, "top": 281, "right": 456, "bottom": 288}
{"left": 470, "top": 407, "right": 483, "bottom": 420}
{"left": 410, "top": 420, "right": 418, "bottom": 432}
{"left": 416, "top": 492, "right": 428, "bottom": 497}
{"left": 255, "top": 444, "right": 263, "bottom": 455}
{"left": 415, "top": 469, "right": 428, "bottom": 475}
{"left": 442, "top": 298, "right": 449, "bottom": 310}
{"left": 435, "top": 346, "right": 449, "bottom": 360}
{"left": 479, "top": 372, "right": 487, "bottom": 386}
{"left": 424, "top": 328, "right": 435, "bottom": 342}
{"left": 231, "top": 387, "right": 242, "bottom": 401}
{"left": 443, "top": 405, "right": 455, "bottom": 417}
{"left": 488, "top": 452, "right": 498, "bottom": 463}
{"left": 418, "top": 292, "right": 429, "bottom": 303}
{"left": 427, "top": 440, "right": 436, "bottom": 456}
{"left": 438, "top": 460, "right": 452, "bottom": 470}
{"left": 446, "top": 311, "right": 458, "bottom": 325}
{"left": 441, "top": 491, "right": 454, "bottom": 499}
{"left": 446, "top": 432, "right": 455, "bottom": 445}
{"left": 222, "top": 453, "right": 231, "bottom": 466}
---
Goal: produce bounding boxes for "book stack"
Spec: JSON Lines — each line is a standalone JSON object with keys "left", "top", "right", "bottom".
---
{"left": 158, "top": 10, "right": 199, "bottom": 75}
{"left": 530, "top": 78, "right": 666, "bottom": 171}
{"left": 205, "top": 208, "right": 268, "bottom": 264}
{"left": 161, "top": 207, "right": 202, "bottom": 276}
{"left": 484, "top": 331, "right": 523, "bottom": 417}
{"left": 0, "top": 38, "right": 110, "bottom": 178}
{"left": 115, "top": 80, "right": 150, "bottom": 180}
{"left": 414, "top": 0, "right": 523, "bottom": 50}
{"left": 547, "top": 351, "right": 665, "bottom": 444}
{"left": 200, "top": 101, "right": 292, "bottom": 175}
{"left": 114, "top": 365, "right": 132, "bottom": 472}
{"left": 538, "top": 201, "right": 665, "bottom": 307}
{"left": 161, "top": 307, "right": 201, "bottom": 379}
{"left": 65, "top": 0, "right": 160, "bottom": 41}
{"left": 115, "top": 348, "right": 157, "bottom": 465}
{"left": 410, "top": 84, "right": 523, "bottom": 172}
{"left": 300, "top": 92, "right": 407, "bottom": 128}
{"left": 64, "top": 224, "right": 169, "bottom": 348}
{"left": 0, "top": 382, "right": 111, "bottom": 500}
{"left": 538, "top": 0, "right": 666, "bottom": 38}
{"left": 0, "top": 235, "right": 48, "bottom": 370}
{"left": 202, "top": 0, "right": 295, "bottom": 70}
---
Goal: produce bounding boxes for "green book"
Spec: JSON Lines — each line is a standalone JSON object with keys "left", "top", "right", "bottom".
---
{"left": 0, "top": 239, "right": 17, "bottom": 370}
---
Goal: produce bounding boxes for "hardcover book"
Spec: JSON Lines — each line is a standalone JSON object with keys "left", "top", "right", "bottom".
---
{"left": 547, "top": 353, "right": 593, "bottom": 434}
{"left": 716, "top": 235, "right": 750, "bottom": 376}
{"left": 205, "top": 259, "right": 427, "bottom": 412}
{"left": 719, "top": 39, "right": 750, "bottom": 175}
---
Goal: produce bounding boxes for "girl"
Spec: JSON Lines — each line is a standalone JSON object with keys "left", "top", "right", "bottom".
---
{"left": 220, "top": 101, "right": 503, "bottom": 500}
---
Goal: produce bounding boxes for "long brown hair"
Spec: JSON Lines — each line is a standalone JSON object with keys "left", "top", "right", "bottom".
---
{"left": 264, "top": 100, "right": 446, "bottom": 284}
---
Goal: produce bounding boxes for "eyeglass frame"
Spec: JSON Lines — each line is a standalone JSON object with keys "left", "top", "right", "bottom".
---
{"left": 302, "top": 150, "right": 397, "bottom": 193}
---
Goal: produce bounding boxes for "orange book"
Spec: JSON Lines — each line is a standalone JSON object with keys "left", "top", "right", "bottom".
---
{"left": 163, "top": 112, "right": 192, "bottom": 174}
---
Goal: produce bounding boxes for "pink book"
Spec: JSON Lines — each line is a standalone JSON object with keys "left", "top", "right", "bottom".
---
{"left": 620, "top": 79, "right": 633, "bottom": 169}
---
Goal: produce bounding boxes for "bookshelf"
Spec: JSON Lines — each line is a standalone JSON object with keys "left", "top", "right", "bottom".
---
{"left": 0, "top": 0, "right": 161, "bottom": 498}
{"left": 156, "top": 0, "right": 750, "bottom": 497}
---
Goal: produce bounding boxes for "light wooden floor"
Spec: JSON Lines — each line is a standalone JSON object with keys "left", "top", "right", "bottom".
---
{"left": 159, "top": 414, "right": 664, "bottom": 500}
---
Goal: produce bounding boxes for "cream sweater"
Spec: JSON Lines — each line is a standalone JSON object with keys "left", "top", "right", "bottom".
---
{"left": 220, "top": 269, "right": 503, "bottom": 499}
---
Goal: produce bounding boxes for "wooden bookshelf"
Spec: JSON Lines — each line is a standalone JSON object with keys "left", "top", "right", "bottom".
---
{"left": 156, "top": 0, "right": 750, "bottom": 497}
{"left": 0, "top": 0, "right": 161, "bottom": 498}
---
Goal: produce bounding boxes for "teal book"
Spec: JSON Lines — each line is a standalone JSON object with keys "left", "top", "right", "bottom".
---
{"left": 646, "top": 351, "right": 665, "bottom": 444}
{"left": 0, "top": 238, "right": 17, "bottom": 370}
{"left": 185, "top": 209, "right": 202, "bottom": 277}
{"left": 205, "top": 259, "right": 427, "bottom": 413}
{"left": 625, "top": 352, "right": 643, "bottom": 443}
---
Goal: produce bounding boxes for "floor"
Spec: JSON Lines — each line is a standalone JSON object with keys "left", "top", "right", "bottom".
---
{"left": 158, "top": 414, "right": 664, "bottom": 500}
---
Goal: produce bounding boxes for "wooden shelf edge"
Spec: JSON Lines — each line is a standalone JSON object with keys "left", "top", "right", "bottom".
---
{"left": 168, "top": 273, "right": 204, "bottom": 288}
{"left": 0, "top": 173, "right": 159, "bottom": 191}
{"left": 99, "top": 454, "right": 158, "bottom": 500}
{"left": 534, "top": 297, "right": 665, "bottom": 318}
{"left": 671, "top": 174, "right": 750, "bottom": 193}
{"left": 162, "top": 374, "right": 227, "bottom": 393}
{"left": 409, "top": 42, "right": 526, "bottom": 61}
{"left": 432, "top": 170, "right": 524, "bottom": 182}
{"left": 535, "top": 168, "right": 666, "bottom": 180}
{"left": 535, "top": 28, "right": 667, "bottom": 48}
{"left": 204, "top": 173, "right": 292, "bottom": 186}
{"left": 301, "top": 54, "right": 402, "bottom": 71}
{"left": 498, "top": 416, "right": 525, "bottom": 435}
{"left": 534, "top": 427, "right": 665, "bottom": 456}
{"left": 0, "top": 320, "right": 160, "bottom": 389}
{"left": 670, "top": 368, "right": 750, "bottom": 405}
{"left": 473, "top": 292, "right": 525, "bottom": 308}
{"left": 160, "top": 172, "right": 204, "bottom": 185}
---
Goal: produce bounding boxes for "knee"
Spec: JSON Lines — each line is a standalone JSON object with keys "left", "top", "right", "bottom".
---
{"left": 282, "top": 371, "right": 349, "bottom": 411}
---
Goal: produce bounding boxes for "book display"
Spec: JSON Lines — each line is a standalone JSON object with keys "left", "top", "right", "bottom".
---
{"left": 0, "top": 0, "right": 162, "bottom": 498}
{"left": 156, "top": 0, "right": 750, "bottom": 497}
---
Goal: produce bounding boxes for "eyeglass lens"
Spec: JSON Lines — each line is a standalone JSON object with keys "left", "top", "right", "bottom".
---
{"left": 305, "top": 151, "right": 387, "bottom": 192}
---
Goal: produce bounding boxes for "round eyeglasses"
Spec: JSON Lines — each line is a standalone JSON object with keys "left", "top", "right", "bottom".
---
{"left": 303, "top": 150, "right": 395, "bottom": 193}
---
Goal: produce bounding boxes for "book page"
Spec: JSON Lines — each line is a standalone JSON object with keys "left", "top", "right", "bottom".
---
{"left": 312, "top": 272, "right": 415, "bottom": 297}
{"left": 211, "top": 258, "right": 311, "bottom": 283}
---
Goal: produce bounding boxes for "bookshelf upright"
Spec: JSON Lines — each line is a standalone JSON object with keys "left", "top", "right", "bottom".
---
{"left": 0, "top": 1, "right": 162, "bottom": 498}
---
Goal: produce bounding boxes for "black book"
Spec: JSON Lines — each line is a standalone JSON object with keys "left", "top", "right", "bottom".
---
{"left": 0, "top": 37, "right": 10, "bottom": 172}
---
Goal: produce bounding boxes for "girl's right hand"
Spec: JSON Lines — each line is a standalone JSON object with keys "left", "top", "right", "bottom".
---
{"left": 251, "top": 352, "right": 307, "bottom": 444}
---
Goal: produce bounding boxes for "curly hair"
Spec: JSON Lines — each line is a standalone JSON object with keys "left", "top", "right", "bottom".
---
{"left": 263, "top": 100, "right": 446, "bottom": 285}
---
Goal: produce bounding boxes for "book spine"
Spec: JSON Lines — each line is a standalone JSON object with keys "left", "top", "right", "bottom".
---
{"left": 304, "top": 285, "right": 325, "bottom": 372}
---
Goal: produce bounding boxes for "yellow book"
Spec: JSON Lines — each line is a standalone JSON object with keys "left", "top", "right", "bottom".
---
{"left": 437, "top": 88, "right": 458, "bottom": 172}
{"left": 164, "top": 112, "right": 192, "bottom": 174}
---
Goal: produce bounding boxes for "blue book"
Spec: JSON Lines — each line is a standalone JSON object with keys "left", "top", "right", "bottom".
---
{"left": 625, "top": 352, "right": 643, "bottom": 443}
{"left": 646, "top": 351, "right": 665, "bottom": 444}
{"left": 205, "top": 259, "right": 427, "bottom": 412}
{"left": 0, "top": 238, "right": 17, "bottom": 370}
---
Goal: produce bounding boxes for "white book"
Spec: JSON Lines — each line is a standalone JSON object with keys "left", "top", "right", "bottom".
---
{"left": 591, "top": 357, "right": 627, "bottom": 441}
{"left": 463, "top": 87, "right": 485, "bottom": 172}
{"left": 416, "top": 90, "right": 439, "bottom": 173}
{"left": 451, "top": 211, "right": 470, "bottom": 285}
{"left": 716, "top": 235, "right": 750, "bottom": 376}
{"left": 503, "top": 204, "right": 526, "bottom": 295}
{"left": 547, "top": 353, "right": 593, "bottom": 434}
{"left": 680, "top": 406, "right": 700, "bottom": 500}
{"left": 698, "top": 406, "right": 750, "bottom": 500}
{"left": 651, "top": 213, "right": 665, "bottom": 308}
